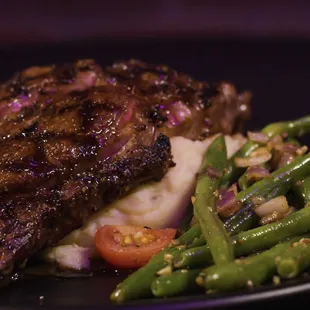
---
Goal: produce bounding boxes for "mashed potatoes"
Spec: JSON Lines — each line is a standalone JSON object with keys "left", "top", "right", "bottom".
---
{"left": 42, "top": 134, "right": 246, "bottom": 270}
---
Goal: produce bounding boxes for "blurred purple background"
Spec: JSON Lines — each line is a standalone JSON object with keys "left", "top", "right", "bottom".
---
{"left": 1, "top": 0, "right": 310, "bottom": 44}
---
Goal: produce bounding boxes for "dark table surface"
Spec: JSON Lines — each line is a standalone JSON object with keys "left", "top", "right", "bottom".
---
{"left": 0, "top": 36, "right": 310, "bottom": 309}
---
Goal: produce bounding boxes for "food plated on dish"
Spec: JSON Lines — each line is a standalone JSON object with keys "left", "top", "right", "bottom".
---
{"left": 0, "top": 58, "right": 310, "bottom": 304}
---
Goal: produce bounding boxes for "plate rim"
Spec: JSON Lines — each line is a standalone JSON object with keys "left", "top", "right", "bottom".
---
{"left": 107, "top": 276, "right": 310, "bottom": 310}
{"left": 2, "top": 276, "right": 310, "bottom": 310}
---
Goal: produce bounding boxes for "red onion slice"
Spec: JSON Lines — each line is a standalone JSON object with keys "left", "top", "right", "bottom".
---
{"left": 97, "top": 136, "right": 131, "bottom": 162}
{"left": 260, "top": 211, "right": 284, "bottom": 225}
{"left": 166, "top": 101, "right": 192, "bottom": 127}
{"left": 252, "top": 196, "right": 266, "bottom": 206}
{"left": 118, "top": 101, "right": 135, "bottom": 129}
{"left": 234, "top": 147, "right": 272, "bottom": 168}
{"left": 254, "top": 195, "right": 289, "bottom": 218}
{"left": 217, "top": 186, "right": 242, "bottom": 218}
{"left": 283, "top": 206, "right": 296, "bottom": 217}
{"left": 206, "top": 166, "right": 222, "bottom": 179}
{"left": 277, "top": 153, "right": 296, "bottom": 168}
{"left": 250, "top": 147, "right": 270, "bottom": 157}
{"left": 274, "top": 143, "right": 299, "bottom": 154}
{"left": 267, "top": 135, "right": 283, "bottom": 150}
{"left": 246, "top": 165, "right": 271, "bottom": 181}
{"left": 296, "top": 145, "right": 309, "bottom": 156}
{"left": 247, "top": 131, "right": 270, "bottom": 144}
{"left": 228, "top": 183, "right": 238, "bottom": 195}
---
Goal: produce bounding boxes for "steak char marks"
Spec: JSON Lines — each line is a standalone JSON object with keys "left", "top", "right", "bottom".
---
{"left": 101, "top": 59, "right": 252, "bottom": 139}
{"left": 0, "top": 59, "right": 251, "bottom": 274}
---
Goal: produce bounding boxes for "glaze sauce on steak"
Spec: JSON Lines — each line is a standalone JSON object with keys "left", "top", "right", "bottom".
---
{"left": 0, "top": 59, "right": 251, "bottom": 274}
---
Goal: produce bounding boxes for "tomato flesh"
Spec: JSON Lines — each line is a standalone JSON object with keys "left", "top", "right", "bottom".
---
{"left": 95, "top": 225, "right": 177, "bottom": 269}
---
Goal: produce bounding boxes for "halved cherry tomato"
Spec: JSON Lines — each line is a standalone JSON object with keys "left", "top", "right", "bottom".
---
{"left": 95, "top": 225, "right": 177, "bottom": 269}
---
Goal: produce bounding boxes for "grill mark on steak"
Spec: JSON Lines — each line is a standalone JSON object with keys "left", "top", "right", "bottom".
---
{"left": 102, "top": 59, "right": 252, "bottom": 140}
{"left": 0, "top": 58, "right": 252, "bottom": 274}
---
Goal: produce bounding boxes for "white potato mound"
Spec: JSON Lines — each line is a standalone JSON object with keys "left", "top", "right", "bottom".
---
{"left": 42, "top": 134, "right": 246, "bottom": 270}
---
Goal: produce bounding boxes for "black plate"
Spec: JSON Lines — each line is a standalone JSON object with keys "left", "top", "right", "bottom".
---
{"left": 0, "top": 37, "right": 310, "bottom": 309}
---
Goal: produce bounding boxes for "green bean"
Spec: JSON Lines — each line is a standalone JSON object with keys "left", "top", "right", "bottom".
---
{"left": 237, "top": 170, "right": 250, "bottom": 191}
{"left": 151, "top": 269, "right": 201, "bottom": 297}
{"left": 174, "top": 206, "right": 310, "bottom": 268}
{"left": 175, "top": 153, "right": 310, "bottom": 262}
{"left": 175, "top": 153, "right": 310, "bottom": 263}
{"left": 293, "top": 175, "right": 310, "bottom": 208}
{"left": 176, "top": 204, "right": 194, "bottom": 236}
{"left": 176, "top": 223, "right": 202, "bottom": 246}
{"left": 225, "top": 153, "right": 310, "bottom": 234}
{"left": 174, "top": 244, "right": 214, "bottom": 268}
{"left": 221, "top": 115, "right": 310, "bottom": 187}
{"left": 235, "top": 155, "right": 310, "bottom": 203}
{"left": 193, "top": 135, "right": 233, "bottom": 266}
{"left": 188, "top": 234, "right": 206, "bottom": 249}
{"left": 200, "top": 235, "right": 306, "bottom": 292}
{"left": 262, "top": 115, "right": 310, "bottom": 137}
{"left": 110, "top": 247, "right": 181, "bottom": 303}
{"left": 110, "top": 115, "right": 310, "bottom": 303}
{"left": 231, "top": 207, "right": 310, "bottom": 254}
{"left": 276, "top": 237, "right": 310, "bottom": 278}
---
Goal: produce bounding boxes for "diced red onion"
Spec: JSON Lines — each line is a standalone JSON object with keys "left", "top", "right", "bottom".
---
{"left": 97, "top": 136, "right": 130, "bottom": 161}
{"left": 218, "top": 189, "right": 236, "bottom": 208}
{"left": 219, "top": 186, "right": 228, "bottom": 198}
{"left": 234, "top": 147, "right": 272, "bottom": 168}
{"left": 270, "top": 135, "right": 283, "bottom": 144}
{"left": 247, "top": 131, "right": 270, "bottom": 144}
{"left": 228, "top": 183, "right": 238, "bottom": 195}
{"left": 218, "top": 183, "right": 237, "bottom": 201}
{"left": 274, "top": 143, "right": 299, "bottom": 154}
{"left": 277, "top": 153, "right": 296, "bottom": 168}
{"left": 296, "top": 145, "right": 308, "bottom": 156}
{"left": 217, "top": 183, "right": 237, "bottom": 203}
{"left": 260, "top": 211, "right": 284, "bottom": 225}
{"left": 206, "top": 166, "right": 222, "bottom": 179}
{"left": 267, "top": 135, "right": 283, "bottom": 150}
{"left": 118, "top": 101, "right": 135, "bottom": 129}
{"left": 283, "top": 206, "right": 296, "bottom": 217}
{"left": 246, "top": 165, "right": 271, "bottom": 181}
{"left": 254, "top": 195, "right": 289, "bottom": 218}
{"left": 252, "top": 196, "right": 266, "bottom": 206}
{"left": 166, "top": 101, "right": 192, "bottom": 127}
{"left": 250, "top": 147, "right": 270, "bottom": 157}
{"left": 217, "top": 188, "right": 242, "bottom": 218}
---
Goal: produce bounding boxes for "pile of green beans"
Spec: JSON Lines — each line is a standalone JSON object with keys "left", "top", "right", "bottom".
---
{"left": 111, "top": 115, "right": 310, "bottom": 303}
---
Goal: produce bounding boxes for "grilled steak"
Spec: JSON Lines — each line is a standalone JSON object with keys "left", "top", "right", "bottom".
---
{"left": 0, "top": 59, "right": 251, "bottom": 274}
{"left": 101, "top": 59, "right": 252, "bottom": 139}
